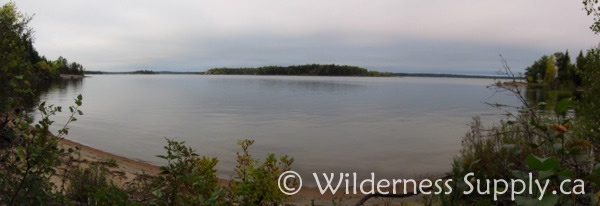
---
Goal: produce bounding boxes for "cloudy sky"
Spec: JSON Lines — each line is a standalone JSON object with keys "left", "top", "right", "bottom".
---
{"left": 10, "top": 0, "right": 600, "bottom": 74}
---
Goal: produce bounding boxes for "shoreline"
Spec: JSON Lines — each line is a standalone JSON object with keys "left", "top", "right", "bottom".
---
{"left": 57, "top": 138, "right": 358, "bottom": 200}
{"left": 57, "top": 138, "right": 423, "bottom": 205}
{"left": 59, "top": 74, "right": 86, "bottom": 79}
{"left": 59, "top": 137, "right": 160, "bottom": 175}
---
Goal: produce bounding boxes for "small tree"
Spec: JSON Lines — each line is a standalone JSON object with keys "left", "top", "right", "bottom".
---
{"left": 544, "top": 55, "right": 557, "bottom": 86}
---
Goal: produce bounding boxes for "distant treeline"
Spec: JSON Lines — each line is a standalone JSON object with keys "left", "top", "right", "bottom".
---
{"left": 84, "top": 70, "right": 204, "bottom": 75}
{"left": 394, "top": 73, "right": 520, "bottom": 79}
{"left": 205, "top": 64, "right": 394, "bottom": 76}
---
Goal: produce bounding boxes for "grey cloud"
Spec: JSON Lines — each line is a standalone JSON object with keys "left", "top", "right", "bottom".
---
{"left": 13, "top": 0, "right": 600, "bottom": 73}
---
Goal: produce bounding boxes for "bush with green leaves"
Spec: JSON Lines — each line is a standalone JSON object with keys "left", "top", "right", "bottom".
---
{"left": 0, "top": 95, "right": 83, "bottom": 205}
{"left": 427, "top": 51, "right": 600, "bottom": 205}
{"left": 66, "top": 163, "right": 129, "bottom": 205}
{"left": 152, "top": 138, "right": 227, "bottom": 206}
{"left": 141, "top": 138, "right": 296, "bottom": 206}
{"left": 228, "top": 139, "right": 295, "bottom": 206}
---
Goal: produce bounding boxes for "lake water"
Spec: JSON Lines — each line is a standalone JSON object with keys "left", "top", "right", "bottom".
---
{"left": 39, "top": 75, "right": 519, "bottom": 186}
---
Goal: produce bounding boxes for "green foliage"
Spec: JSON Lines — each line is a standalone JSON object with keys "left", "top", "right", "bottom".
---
{"left": 124, "top": 138, "right": 295, "bottom": 206}
{"left": 575, "top": 49, "right": 600, "bottom": 145}
{"left": 544, "top": 55, "right": 557, "bottom": 86}
{"left": 524, "top": 55, "right": 548, "bottom": 83}
{"left": 0, "top": 2, "right": 85, "bottom": 113}
{"left": 0, "top": 95, "right": 83, "bottom": 205}
{"left": 1, "top": 94, "right": 294, "bottom": 205}
{"left": 0, "top": 2, "right": 37, "bottom": 111}
{"left": 584, "top": 0, "right": 600, "bottom": 33}
{"left": 54, "top": 56, "right": 85, "bottom": 75}
{"left": 555, "top": 51, "right": 576, "bottom": 87}
{"left": 575, "top": 50, "right": 586, "bottom": 86}
{"left": 131, "top": 70, "right": 157, "bottom": 74}
{"left": 228, "top": 139, "right": 295, "bottom": 206}
{"left": 0, "top": 3, "right": 89, "bottom": 203}
{"left": 206, "top": 64, "right": 394, "bottom": 76}
{"left": 154, "top": 138, "right": 227, "bottom": 206}
{"left": 431, "top": 50, "right": 600, "bottom": 204}
{"left": 66, "top": 163, "right": 129, "bottom": 205}
{"left": 125, "top": 172, "right": 157, "bottom": 204}
{"left": 525, "top": 51, "right": 581, "bottom": 88}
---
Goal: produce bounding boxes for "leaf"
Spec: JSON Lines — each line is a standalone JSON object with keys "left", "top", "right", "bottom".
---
{"left": 525, "top": 156, "right": 541, "bottom": 167}
{"left": 16, "top": 146, "right": 25, "bottom": 161}
{"left": 525, "top": 155, "right": 559, "bottom": 171}
{"left": 554, "top": 98, "right": 571, "bottom": 115}
{"left": 75, "top": 94, "right": 83, "bottom": 106}
{"left": 540, "top": 156, "right": 559, "bottom": 170}
{"left": 557, "top": 169, "right": 574, "bottom": 179}
{"left": 538, "top": 170, "right": 554, "bottom": 180}
{"left": 15, "top": 75, "right": 23, "bottom": 80}
{"left": 551, "top": 124, "right": 568, "bottom": 133}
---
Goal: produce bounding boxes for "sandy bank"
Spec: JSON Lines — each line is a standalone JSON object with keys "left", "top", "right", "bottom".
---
{"left": 58, "top": 138, "right": 425, "bottom": 205}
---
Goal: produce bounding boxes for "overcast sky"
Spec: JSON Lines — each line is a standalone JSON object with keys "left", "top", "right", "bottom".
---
{"left": 10, "top": 0, "right": 600, "bottom": 74}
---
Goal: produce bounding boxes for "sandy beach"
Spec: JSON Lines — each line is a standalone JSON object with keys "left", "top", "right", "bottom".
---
{"left": 58, "top": 138, "right": 161, "bottom": 185}
{"left": 57, "top": 138, "right": 424, "bottom": 205}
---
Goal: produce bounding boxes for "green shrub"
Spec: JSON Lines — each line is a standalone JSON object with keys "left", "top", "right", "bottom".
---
{"left": 0, "top": 95, "right": 83, "bottom": 205}
{"left": 66, "top": 163, "right": 129, "bottom": 205}
{"left": 428, "top": 55, "right": 600, "bottom": 205}
{"left": 228, "top": 139, "right": 295, "bottom": 206}
{"left": 153, "top": 138, "right": 228, "bottom": 206}
{"left": 144, "top": 138, "right": 296, "bottom": 206}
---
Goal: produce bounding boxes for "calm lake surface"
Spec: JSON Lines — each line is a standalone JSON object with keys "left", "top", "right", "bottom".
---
{"left": 39, "top": 75, "right": 519, "bottom": 186}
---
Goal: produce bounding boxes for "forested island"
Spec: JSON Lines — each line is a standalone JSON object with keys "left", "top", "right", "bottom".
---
{"left": 84, "top": 70, "right": 203, "bottom": 75}
{"left": 205, "top": 64, "right": 394, "bottom": 76}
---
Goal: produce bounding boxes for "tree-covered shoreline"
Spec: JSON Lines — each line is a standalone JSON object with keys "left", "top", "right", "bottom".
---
{"left": 0, "top": 2, "right": 84, "bottom": 112}
{"left": 206, "top": 64, "right": 395, "bottom": 76}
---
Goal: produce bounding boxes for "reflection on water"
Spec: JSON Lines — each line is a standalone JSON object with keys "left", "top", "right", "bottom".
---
{"left": 256, "top": 78, "right": 366, "bottom": 94}
{"left": 39, "top": 78, "right": 83, "bottom": 100}
{"left": 524, "top": 87, "right": 576, "bottom": 111}
{"left": 37, "top": 75, "right": 521, "bottom": 186}
{"left": 13, "top": 78, "right": 84, "bottom": 114}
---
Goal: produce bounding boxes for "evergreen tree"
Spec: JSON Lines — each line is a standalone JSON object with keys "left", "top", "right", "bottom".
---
{"left": 574, "top": 50, "right": 586, "bottom": 86}
{"left": 544, "top": 55, "right": 557, "bottom": 86}
{"left": 555, "top": 50, "right": 576, "bottom": 86}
